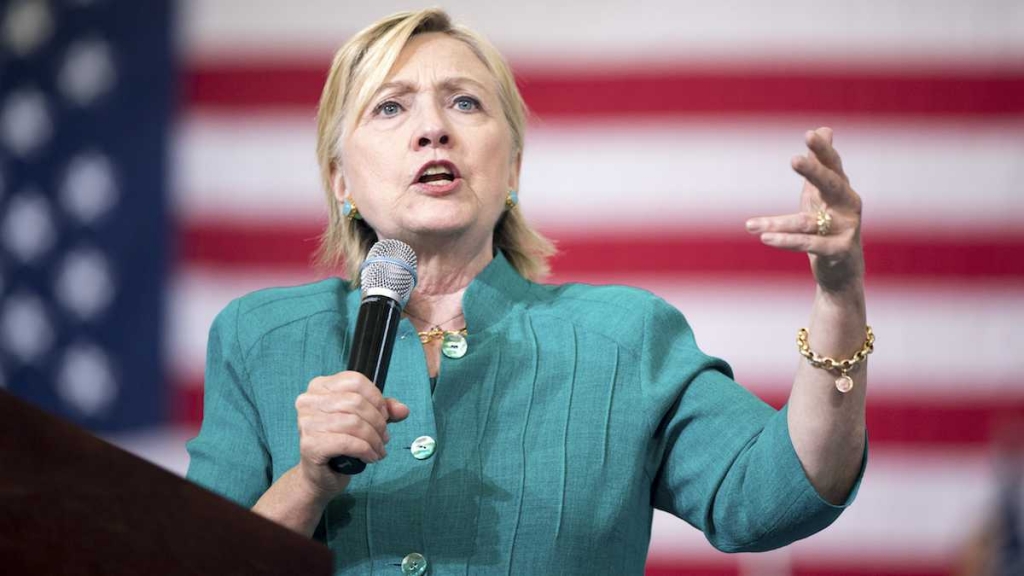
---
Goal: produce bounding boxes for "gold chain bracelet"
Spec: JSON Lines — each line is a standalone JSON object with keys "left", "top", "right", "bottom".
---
{"left": 797, "top": 326, "right": 874, "bottom": 393}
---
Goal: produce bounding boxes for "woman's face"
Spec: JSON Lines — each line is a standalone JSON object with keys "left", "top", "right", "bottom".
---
{"left": 335, "top": 32, "right": 518, "bottom": 248}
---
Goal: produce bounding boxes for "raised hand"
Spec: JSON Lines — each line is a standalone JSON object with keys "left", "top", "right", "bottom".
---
{"left": 745, "top": 127, "right": 865, "bottom": 295}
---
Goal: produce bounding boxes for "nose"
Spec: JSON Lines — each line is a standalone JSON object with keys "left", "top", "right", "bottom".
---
{"left": 413, "top": 104, "right": 452, "bottom": 150}
{"left": 417, "top": 132, "right": 449, "bottom": 148}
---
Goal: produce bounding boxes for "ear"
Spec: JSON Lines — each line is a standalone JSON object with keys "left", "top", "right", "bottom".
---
{"left": 507, "top": 150, "right": 522, "bottom": 192}
{"left": 330, "top": 162, "right": 347, "bottom": 203}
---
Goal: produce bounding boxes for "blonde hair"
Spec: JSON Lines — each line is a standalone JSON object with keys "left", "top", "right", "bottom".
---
{"left": 314, "top": 8, "right": 556, "bottom": 283}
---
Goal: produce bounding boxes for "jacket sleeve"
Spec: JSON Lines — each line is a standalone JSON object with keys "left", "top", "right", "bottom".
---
{"left": 643, "top": 295, "right": 865, "bottom": 552}
{"left": 185, "top": 298, "right": 272, "bottom": 508}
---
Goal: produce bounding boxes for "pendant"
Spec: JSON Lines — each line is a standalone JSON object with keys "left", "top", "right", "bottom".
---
{"left": 835, "top": 375, "right": 854, "bottom": 393}
{"left": 441, "top": 332, "right": 467, "bottom": 359}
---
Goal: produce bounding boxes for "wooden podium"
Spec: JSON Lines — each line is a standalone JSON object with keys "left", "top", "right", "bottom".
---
{"left": 0, "top": 390, "right": 332, "bottom": 575}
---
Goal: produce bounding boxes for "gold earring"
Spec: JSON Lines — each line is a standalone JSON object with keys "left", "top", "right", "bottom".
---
{"left": 505, "top": 189, "right": 519, "bottom": 210}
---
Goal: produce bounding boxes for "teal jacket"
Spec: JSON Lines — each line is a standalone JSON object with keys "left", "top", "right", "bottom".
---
{"left": 186, "top": 251, "right": 862, "bottom": 575}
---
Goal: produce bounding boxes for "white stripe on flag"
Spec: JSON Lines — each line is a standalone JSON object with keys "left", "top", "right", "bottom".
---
{"left": 180, "top": 0, "right": 1024, "bottom": 64}
{"left": 174, "top": 113, "right": 1024, "bottom": 233}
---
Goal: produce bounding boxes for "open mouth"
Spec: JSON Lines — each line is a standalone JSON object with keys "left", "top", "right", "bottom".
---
{"left": 415, "top": 161, "right": 459, "bottom": 186}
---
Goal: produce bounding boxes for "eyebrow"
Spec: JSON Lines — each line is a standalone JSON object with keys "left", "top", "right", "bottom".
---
{"left": 374, "top": 76, "right": 490, "bottom": 98}
{"left": 440, "top": 77, "right": 489, "bottom": 92}
{"left": 374, "top": 80, "right": 416, "bottom": 97}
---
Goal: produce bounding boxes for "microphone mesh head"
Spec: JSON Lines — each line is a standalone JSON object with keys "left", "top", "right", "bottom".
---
{"left": 359, "top": 239, "right": 418, "bottom": 306}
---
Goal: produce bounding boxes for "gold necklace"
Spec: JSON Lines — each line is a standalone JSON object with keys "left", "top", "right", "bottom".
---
{"left": 416, "top": 326, "right": 468, "bottom": 344}
{"left": 404, "top": 310, "right": 467, "bottom": 343}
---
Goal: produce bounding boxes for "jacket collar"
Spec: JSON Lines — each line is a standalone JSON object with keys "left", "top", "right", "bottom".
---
{"left": 462, "top": 250, "right": 533, "bottom": 333}
{"left": 344, "top": 249, "right": 533, "bottom": 333}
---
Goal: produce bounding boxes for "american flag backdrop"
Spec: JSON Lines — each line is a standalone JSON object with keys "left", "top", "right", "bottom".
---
{"left": 4, "top": 1, "right": 1024, "bottom": 575}
{"left": 0, "top": 0, "right": 172, "bottom": 429}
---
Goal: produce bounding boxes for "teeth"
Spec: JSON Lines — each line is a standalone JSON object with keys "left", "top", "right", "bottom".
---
{"left": 421, "top": 165, "right": 453, "bottom": 177}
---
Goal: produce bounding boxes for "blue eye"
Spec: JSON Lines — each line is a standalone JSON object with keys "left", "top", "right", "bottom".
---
{"left": 375, "top": 101, "right": 403, "bottom": 117}
{"left": 454, "top": 96, "right": 479, "bottom": 112}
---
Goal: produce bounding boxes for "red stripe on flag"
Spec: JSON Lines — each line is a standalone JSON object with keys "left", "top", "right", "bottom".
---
{"left": 183, "top": 61, "right": 1024, "bottom": 117}
{"left": 758, "top": 390, "right": 1024, "bottom": 447}
{"left": 552, "top": 233, "right": 1024, "bottom": 280}
{"left": 173, "top": 376, "right": 1024, "bottom": 446}
{"left": 788, "top": 569, "right": 946, "bottom": 576}
{"left": 177, "top": 221, "right": 1024, "bottom": 279}
{"left": 644, "top": 562, "right": 736, "bottom": 576}
{"left": 643, "top": 560, "right": 949, "bottom": 576}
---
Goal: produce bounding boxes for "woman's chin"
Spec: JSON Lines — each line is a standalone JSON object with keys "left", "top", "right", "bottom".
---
{"left": 404, "top": 207, "right": 494, "bottom": 237}
{"left": 385, "top": 215, "right": 472, "bottom": 240}
{"left": 408, "top": 221, "right": 474, "bottom": 239}
{"left": 375, "top": 200, "right": 502, "bottom": 246}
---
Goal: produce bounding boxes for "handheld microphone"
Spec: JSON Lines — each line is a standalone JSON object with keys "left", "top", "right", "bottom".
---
{"left": 328, "top": 239, "right": 417, "bottom": 474}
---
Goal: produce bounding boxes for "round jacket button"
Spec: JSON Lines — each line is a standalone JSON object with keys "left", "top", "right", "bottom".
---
{"left": 401, "top": 552, "right": 427, "bottom": 576}
{"left": 410, "top": 435, "right": 436, "bottom": 460}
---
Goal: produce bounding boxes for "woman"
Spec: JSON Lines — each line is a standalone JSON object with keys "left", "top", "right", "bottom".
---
{"left": 186, "top": 8, "right": 870, "bottom": 575}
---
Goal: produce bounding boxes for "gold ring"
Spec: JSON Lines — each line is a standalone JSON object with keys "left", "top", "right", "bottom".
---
{"left": 815, "top": 208, "right": 833, "bottom": 236}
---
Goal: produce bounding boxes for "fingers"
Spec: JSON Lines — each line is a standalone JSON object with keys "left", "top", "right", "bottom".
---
{"left": 746, "top": 209, "right": 859, "bottom": 257}
{"left": 791, "top": 152, "right": 848, "bottom": 207}
{"left": 746, "top": 212, "right": 817, "bottom": 235}
{"left": 761, "top": 230, "right": 823, "bottom": 253}
{"left": 746, "top": 214, "right": 829, "bottom": 254}
{"left": 304, "top": 412, "right": 388, "bottom": 461}
{"left": 300, "top": 427, "right": 384, "bottom": 464}
{"left": 753, "top": 226, "right": 860, "bottom": 258}
{"left": 757, "top": 232, "right": 832, "bottom": 255}
{"left": 310, "top": 391, "right": 389, "bottom": 440}
{"left": 796, "top": 127, "right": 854, "bottom": 210}
{"left": 805, "top": 127, "right": 845, "bottom": 179}
{"left": 385, "top": 397, "right": 410, "bottom": 423}
{"left": 309, "top": 372, "right": 388, "bottom": 420}
{"left": 298, "top": 372, "right": 404, "bottom": 465}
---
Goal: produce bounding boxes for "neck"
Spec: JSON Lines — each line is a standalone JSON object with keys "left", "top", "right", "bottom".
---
{"left": 400, "top": 235, "right": 494, "bottom": 329}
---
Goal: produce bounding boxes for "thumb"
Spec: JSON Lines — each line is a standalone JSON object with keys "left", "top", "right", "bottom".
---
{"left": 384, "top": 397, "right": 410, "bottom": 422}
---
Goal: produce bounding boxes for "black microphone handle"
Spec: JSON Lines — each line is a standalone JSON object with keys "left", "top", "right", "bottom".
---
{"left": 328, "top": 295, "right": 403, "bottom": 475}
